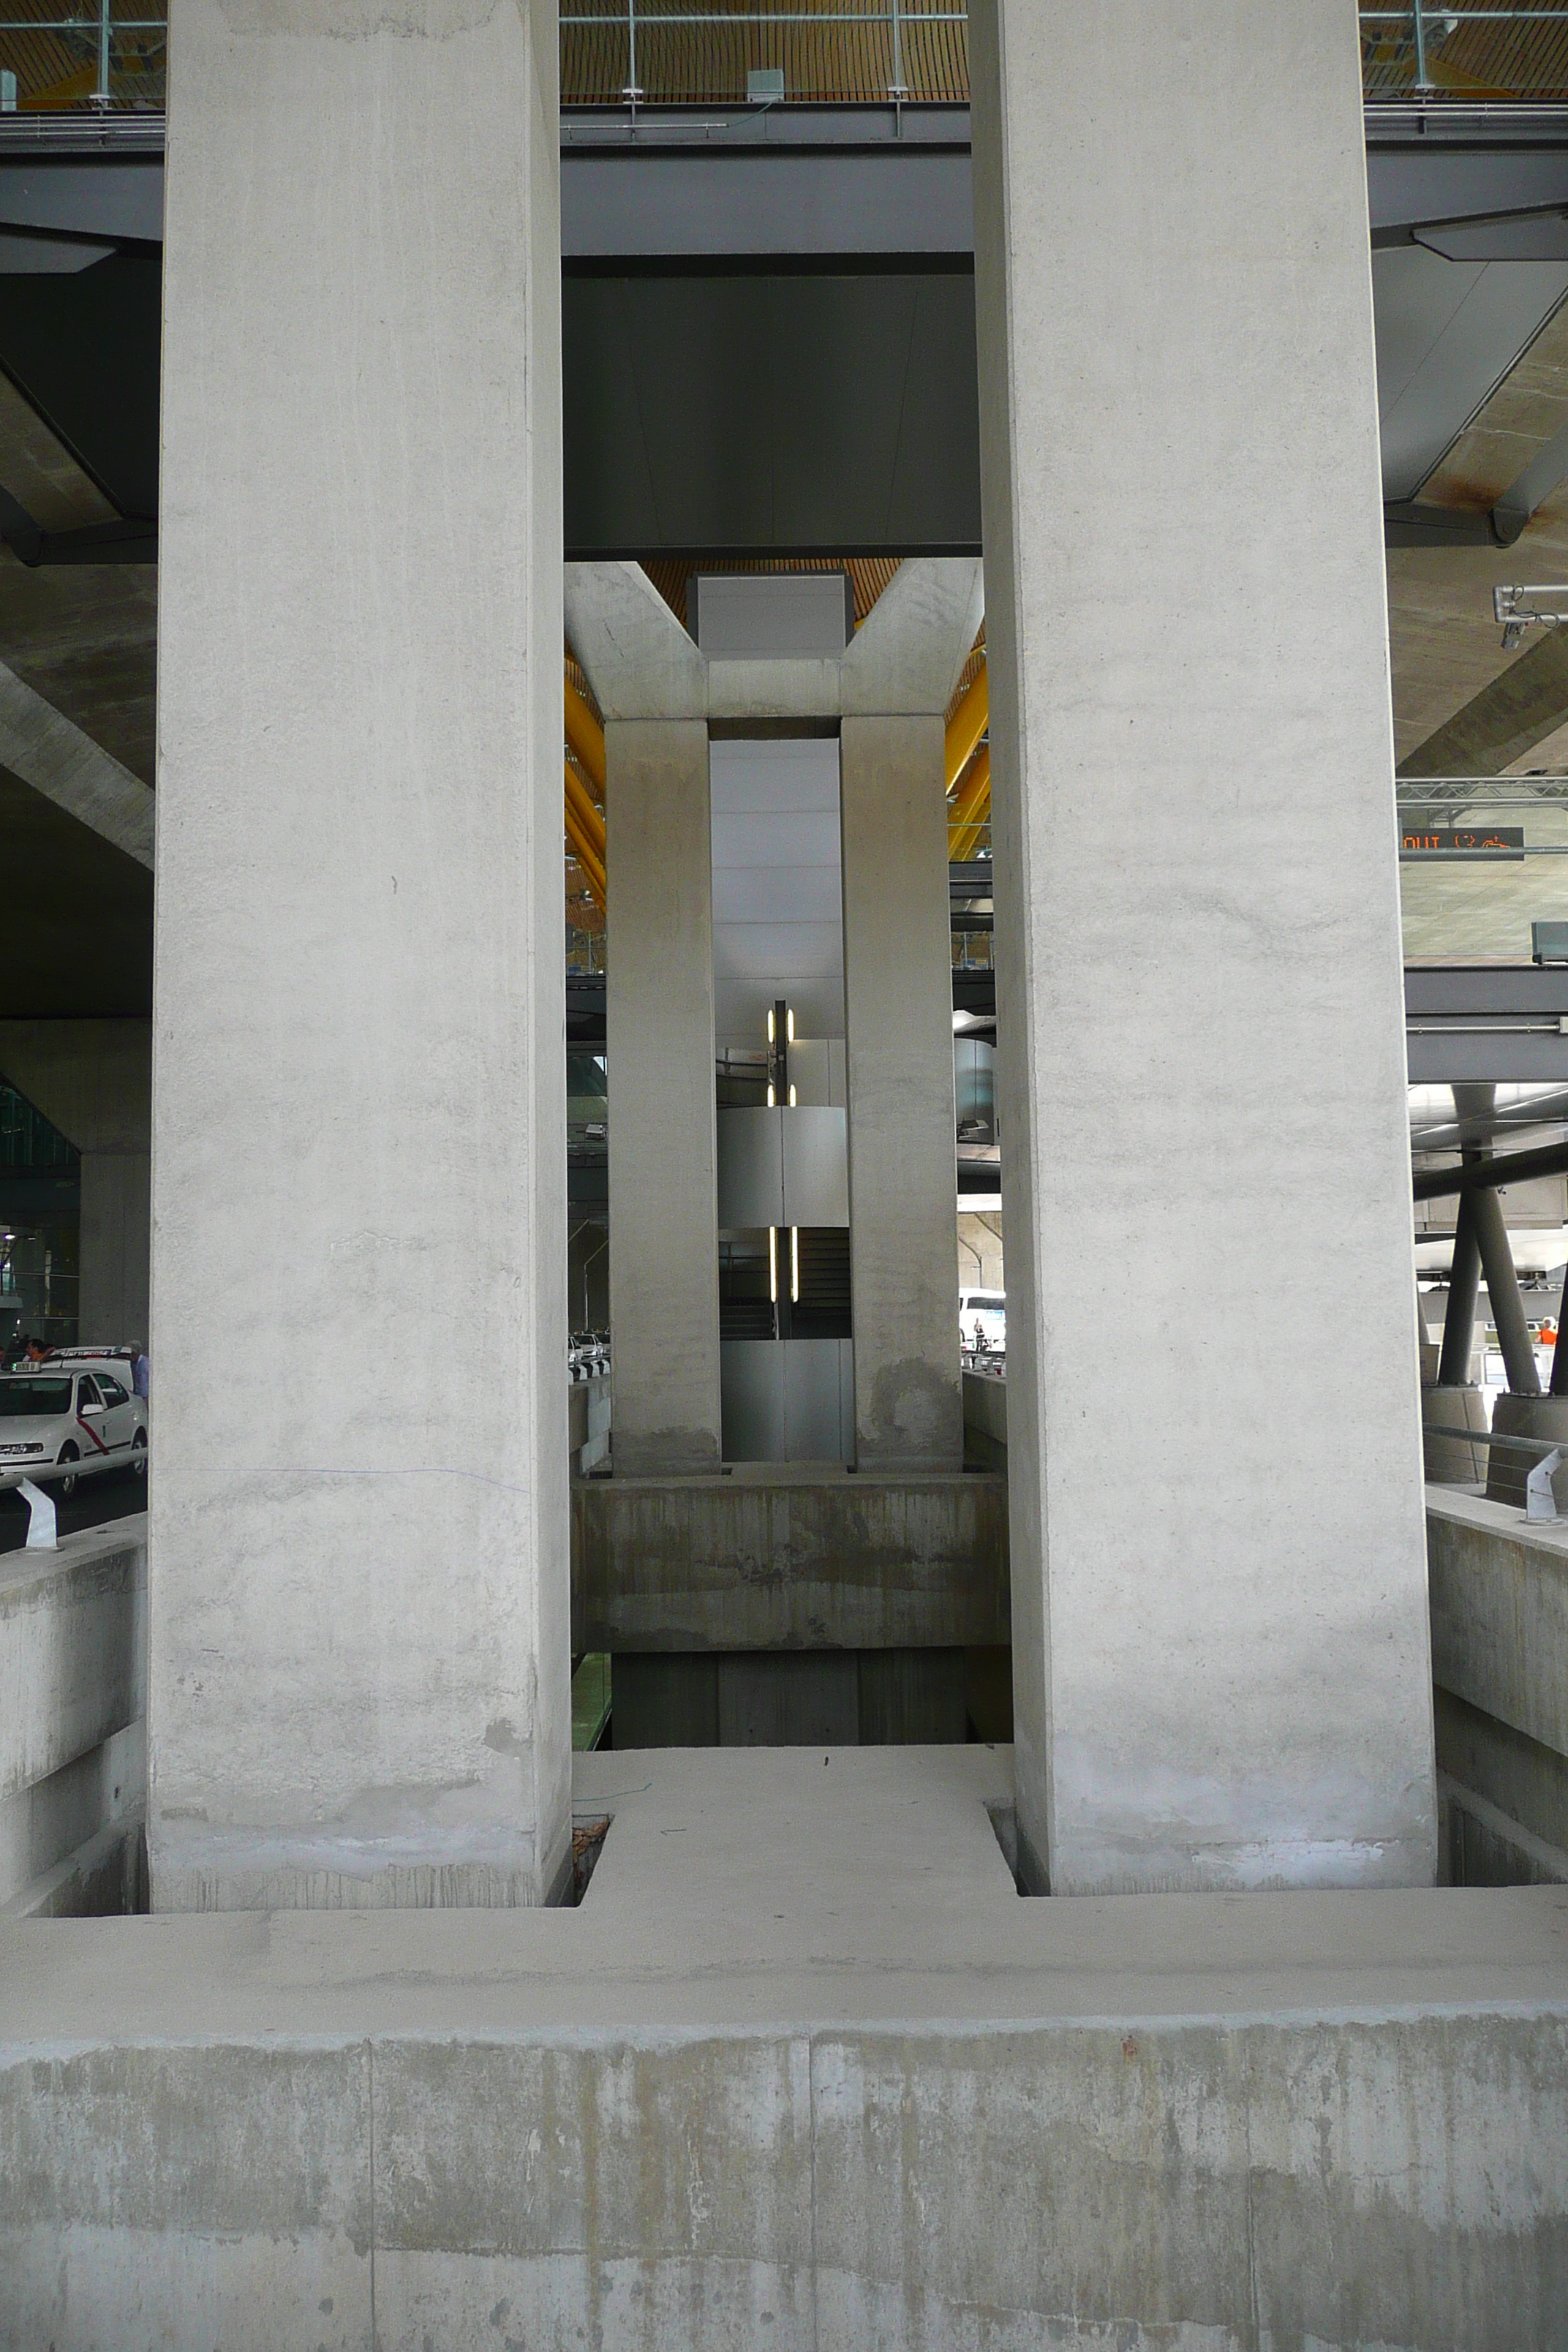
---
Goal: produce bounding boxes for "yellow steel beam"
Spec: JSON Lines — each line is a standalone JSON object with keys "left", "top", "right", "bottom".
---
{"left": 944, "top": 660, "right": 988, "bottom": 794}
{"left": 565, "top": 677, "right": 607, "bottom": 799}
{"left": 564, "top": 755, "right": 606, "bottom": 858}
{"left": 947, "top": 746, "right": 991, "bottom": 860}
{"left": 564, "top": 777, "right": 607, "bottom": 912}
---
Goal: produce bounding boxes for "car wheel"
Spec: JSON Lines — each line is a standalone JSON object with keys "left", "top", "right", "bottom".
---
{"left": 56, "top": 1441, "right": 79, "bottom": 1499}
{"left": 130, "top": 1430, "right": 148, "bottom": 1480}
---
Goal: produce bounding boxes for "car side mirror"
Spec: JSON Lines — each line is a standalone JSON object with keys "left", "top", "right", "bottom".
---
{"left": 80, "top": 1400, "right": 103, "bottom": 1415}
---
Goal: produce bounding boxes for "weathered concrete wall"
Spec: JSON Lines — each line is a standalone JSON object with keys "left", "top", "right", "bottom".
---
{"left": 840, "top": 715, "right": 962, "bottom": 1470}
{"left": 4, "top": 1741, "right": 1568, "bottom": 2348}
{"left": 151, "top": 0, "right": 570, "bottom": 1909}
{"left": 606, "top": 719, "right": 723, "bottom": 1476}
{"left": 0, "top": 1518, "right": 145, "bottom": 1915}
{"left": 0, "top": 1019, "right": 151, "bottom": 1343}
{"left": 969, "top": 0, "right": 1435, "bottom": 1891}
{"left": 573, "top": 1465, "right": 1008, "bottom": 1651}
{"left": 1428, "top": 1489, "right": 1568, "bottom": 1880}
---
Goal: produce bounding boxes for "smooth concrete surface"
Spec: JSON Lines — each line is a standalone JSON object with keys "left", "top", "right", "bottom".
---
{"left": 573, "top": 1463, "right": 1009, "bottom": 1651}
{"left": 151, "top": 0, "right": 570, "bottom": 1909}
{"left": 606, "top": 718, "right": 723, "bottom": 1477}
{"left": 4, "top": 1746, "right": 1568, "bottom": 2347}
{"left": 0, "top": 1517, "right": 145, "bottom": 1915}
{"left": 0, "top": 1019, "right": 151, "bottom": 1343}
{"left": 841, "top": 715, "right": 964, "bottom": 1469}
{"left": 969, "top": 0, "right": 1436, "bottom": 1891}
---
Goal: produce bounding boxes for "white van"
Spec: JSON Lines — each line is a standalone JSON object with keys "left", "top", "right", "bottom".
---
{"left": 959, "top": 1290, "right": 1006, "bottom": 1356}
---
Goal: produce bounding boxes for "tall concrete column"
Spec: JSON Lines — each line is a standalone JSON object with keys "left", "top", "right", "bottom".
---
{"left": 565, "top": 565, "right": 721, "bottom": 1478}
{"left": 151, "top": 0, "right": 569, "bottom": 1907}
{"left": 970, "top": 0, "right": 1436, "bottom": 1891}
{"left": 605, "top": 719, "right": 723, "bottom": 1474}
{"left": 840, "top": 716, "right": 962, "bottom": 1468}
{"left": 0, "top": 1019, "right": 150, "bottom": 1344}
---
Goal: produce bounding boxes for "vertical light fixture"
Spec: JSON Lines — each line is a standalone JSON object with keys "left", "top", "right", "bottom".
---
{"left": 790, "top": 1226, "right": 799, "bottom": 1303}
{"left": 769, "top": 1226, "right": 778, "bottom": 1303}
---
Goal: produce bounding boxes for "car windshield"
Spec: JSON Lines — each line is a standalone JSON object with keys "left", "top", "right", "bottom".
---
{"left": 968, "top": 1295, "right": 1004, "bottom": 1313}
{"left": 0, "top": 1379, "right": 72, "bottom": 1417}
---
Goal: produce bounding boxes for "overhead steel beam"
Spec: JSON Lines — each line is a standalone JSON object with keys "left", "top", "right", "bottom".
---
{"left": 1412, "top": 1133, "right": 1568, "bottom": 1202}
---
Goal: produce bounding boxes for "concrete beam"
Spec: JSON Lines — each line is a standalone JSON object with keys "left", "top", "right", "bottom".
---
{"left": 564, "top": 562, "right": 706, "bottom": 722}
{"left": 0, "top": 658, "right": 153, "bottom": 868}
{"left": 840, "top": 556, "right": 983, "bottom": 717}
{"left": 1396, "top": 625, "right": 1568, "bottom": 778}
{"left": 573, "top": 1465, "right": 1007, "bottom": 1651}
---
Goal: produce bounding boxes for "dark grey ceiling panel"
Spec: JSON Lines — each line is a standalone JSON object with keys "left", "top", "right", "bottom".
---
{"left": 1368, "top": 136, "right": 1568, "bottom": 244}
{"left": 0, "top": 154, "right": 162, "bottom": 244}
{"left": 562, "top": 271, "right": 980, "bottom": 553}
{"left": 1373, "top": 241, "right": 1568, "bottom": 501}
{"left": 562, "top": 142, "right": 972, "bottom": 259}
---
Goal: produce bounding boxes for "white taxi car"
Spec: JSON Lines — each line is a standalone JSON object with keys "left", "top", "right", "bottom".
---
{"left": 0, "top": 1364, "right": 148, "bottom": 1496}
{"left": 959, "top": 1289, "right": 1006, "bottom": 1357}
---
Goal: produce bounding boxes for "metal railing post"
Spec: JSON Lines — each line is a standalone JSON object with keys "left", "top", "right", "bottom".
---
{"left": 889, "top": 0, "right": 908, "bottom": 97}
{"left": 94, "top": 0, "right": 110, "bottom": 106}
{"left": 1411, "top": 0, "right": 1431, "bottom": 89}
{"left": 623, "top": 0, "right": 642, "bottom": 113}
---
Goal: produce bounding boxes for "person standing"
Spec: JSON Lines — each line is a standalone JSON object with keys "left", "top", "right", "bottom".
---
{"left": 131, "top": 1346, "right": 150, "bottom": 1400}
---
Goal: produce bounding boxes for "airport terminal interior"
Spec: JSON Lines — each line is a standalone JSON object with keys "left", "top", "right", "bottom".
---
{"left": 11, "top": 3, "right": 1568, "bottom": 2342}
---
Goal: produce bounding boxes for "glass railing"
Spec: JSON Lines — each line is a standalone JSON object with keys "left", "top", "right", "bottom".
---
{"left": 1362, "top": 5, "right": 1568, "bottom": 103}
{"left": 1398, "top": 779, "right": 1568, "bottom": 962}
{"left": 10, "top": 4, "right": 1568, "bottom": 119}
{"left": 0, "top": 4, "right": 165, "bottom": 114}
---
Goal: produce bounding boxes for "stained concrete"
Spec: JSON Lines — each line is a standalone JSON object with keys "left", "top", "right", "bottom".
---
{"left": 969, "top": 0, "right": 1436, "bottom": 1891}
{"left": 149, "top": 0, "right": 570, "bottom": 1910}
{"left": 0, "top": 1516, "right": 145, "bottom": 1915}
{"left": 1428, "top": 1486, "right": 1568, "bottom": 1762}
{"left": 573, "top": 1463, "right": 1008, "bottom": 1651}
{"left": 4, "top": 1746, "right": 1568, "bottom": 2346}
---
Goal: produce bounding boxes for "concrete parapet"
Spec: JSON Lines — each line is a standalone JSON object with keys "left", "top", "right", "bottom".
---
{"left": 1428, "top": 1488, "right": 1568, "bottom": 1881}
{"left": 1421, "top": 1381, "right": 1490, "bottom": 1484}
{"left": 4, "top": 1747, "right": 1568, "bottom": 2345}
{"left": 573, "top": 1464, "right": 1008, "bottom": 1652}
{"left": 962, "top": 1363, "right": 1007, "bottom": 1466}
{"left": 0, "top": 1518, "right": 145, "bottom": 1915}
{"left": 1487, "top": 1390, "right": 1568, "bottom": 1507}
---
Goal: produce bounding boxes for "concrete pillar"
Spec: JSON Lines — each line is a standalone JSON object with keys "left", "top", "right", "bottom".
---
{"left": 970, "top": 0, "right": 1436, "bottom": 1891}
{"left": 840, "top": 716, "right": 962, "bottom": 1468}
{"left": 0, "top": 1019, "right": 150, "bottom": 1344}
{"left": 606, "top": 719, "right": 723, "bottom": 1474}
{"left": 150, "top": 0, "right": 569, "bottom": 1908}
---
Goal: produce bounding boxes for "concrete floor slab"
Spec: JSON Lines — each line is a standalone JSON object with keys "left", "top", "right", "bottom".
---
{"left": 5, "top": 1747, "right": 1568, "bottom": 2345}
